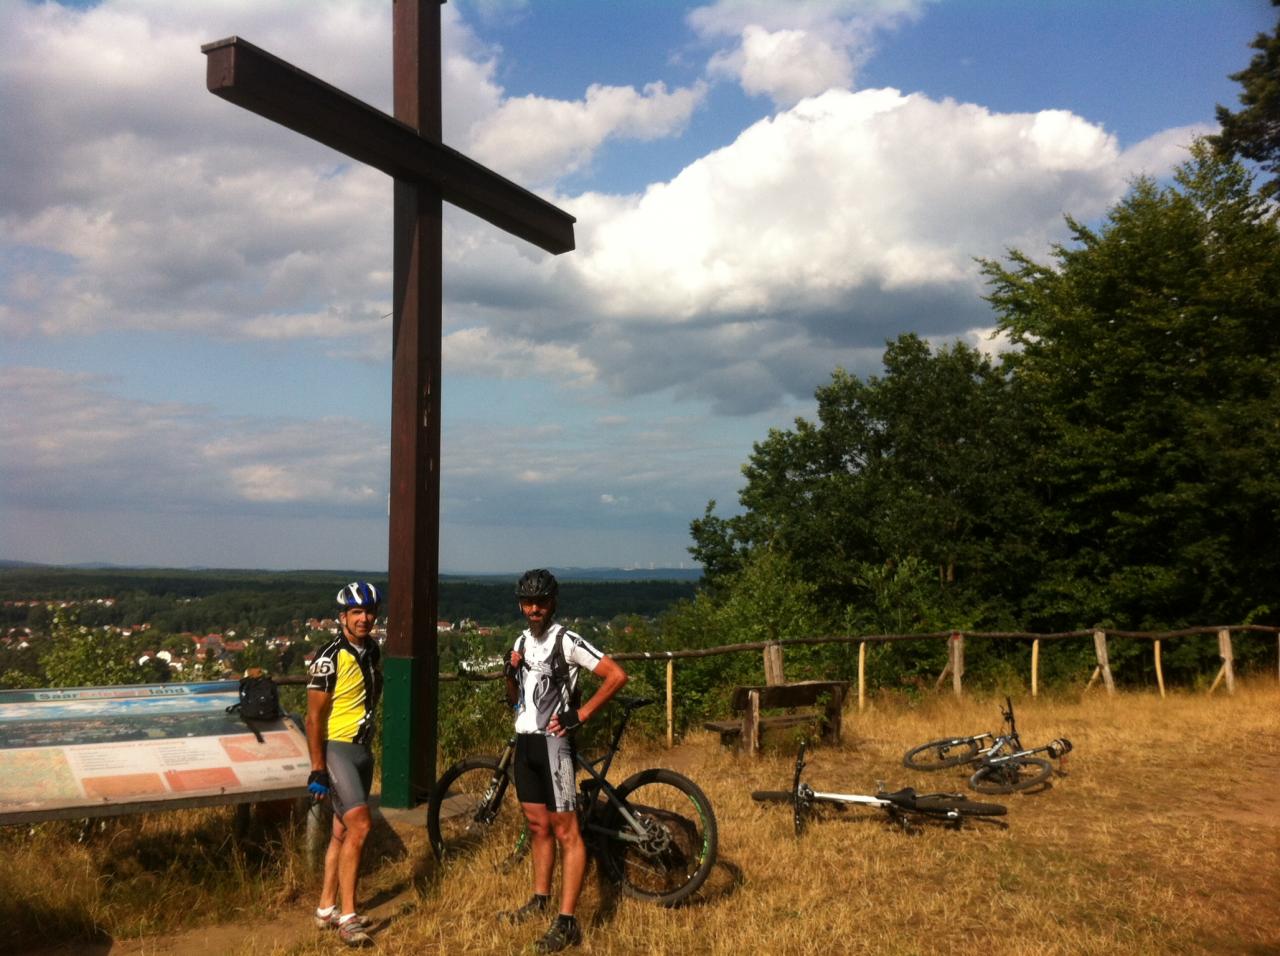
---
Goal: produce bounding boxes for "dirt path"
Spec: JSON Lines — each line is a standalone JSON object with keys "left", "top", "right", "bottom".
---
{"left": 26, "top": 875, "right": 417, "bottom": 956}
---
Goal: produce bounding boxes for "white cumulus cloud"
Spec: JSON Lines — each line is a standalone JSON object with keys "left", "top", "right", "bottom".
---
{"left": 466, "top": 81, "right": 708, "bottom": 185}
{"left": 690, "top": 0, "right": 931, "bottom": 105}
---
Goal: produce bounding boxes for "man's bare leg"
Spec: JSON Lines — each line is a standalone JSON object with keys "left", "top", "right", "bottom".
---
{"left": 548, "top": 810, "right": 585, "bottom": 916}
{"left": 337, "top": 804, "right": 372, "bottom": 916}
{"left": 523, "top": 802, "right": 556, "bottom": 896}
{"left": 318, "top": 813, "right": 347, "bottom": 911}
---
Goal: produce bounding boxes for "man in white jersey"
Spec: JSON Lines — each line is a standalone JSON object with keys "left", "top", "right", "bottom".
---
{"left": 499, "top": 568, "right": 627, "bottom": 953}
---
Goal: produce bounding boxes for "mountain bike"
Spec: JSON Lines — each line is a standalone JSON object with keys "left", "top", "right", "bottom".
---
{"left": 427, "top": 696, "right": 718, "bottom": 906}
{"left": 752, "top": 742, "right": 1006, "bottom": 835}
{"left": 901, "top": 697, "right": 1073, "bottom": 794}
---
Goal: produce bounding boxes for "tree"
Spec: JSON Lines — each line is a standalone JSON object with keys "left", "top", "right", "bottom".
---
{"left": 982, "top": 142, "right": 1280, "bottom": 629}
{"left": 1210, "top": 1, "right": 1280, "bottom": 199}
{"left": 40, "top": 610, "right": 150, "bottom": 688}
{"left": 690, "top": 333, "right": 1038, "bottom": 622}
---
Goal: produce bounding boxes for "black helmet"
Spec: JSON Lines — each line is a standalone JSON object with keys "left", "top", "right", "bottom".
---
{"left": 515, "top": 568, "right": 559, "bottom": 600}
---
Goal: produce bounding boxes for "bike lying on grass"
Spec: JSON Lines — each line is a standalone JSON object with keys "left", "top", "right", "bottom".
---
{"left": 902, "top": 696, "right": 1073, "bottom": 794}
{"left": 427, "top": 696, "right": 718, "bottom": 907}
{"left": 752, "top": 742, "right": 1007, "bottom": 836}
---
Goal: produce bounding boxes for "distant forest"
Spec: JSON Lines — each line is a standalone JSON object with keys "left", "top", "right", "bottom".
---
{"left": 0, "top": 566, "right": 698, "bottom": 634}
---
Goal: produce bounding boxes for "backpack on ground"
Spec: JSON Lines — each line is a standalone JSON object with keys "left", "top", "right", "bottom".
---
{"left": 226, "top": 672, "right": 281, "bottom": 743}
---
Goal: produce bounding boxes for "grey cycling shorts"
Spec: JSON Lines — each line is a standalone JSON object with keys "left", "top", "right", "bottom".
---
{"left": 325, "top": 739, "right": 374, "bottom": 820}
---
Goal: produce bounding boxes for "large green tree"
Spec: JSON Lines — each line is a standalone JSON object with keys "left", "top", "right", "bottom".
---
{"left": 691, "top": 333, "right": 1037, "bottom": 624}
{"left": 1210, "top": 0, "right": 1280, "bottom": 199}
{"left": 982, "top": 143, "right": 1280, "bottom": 629}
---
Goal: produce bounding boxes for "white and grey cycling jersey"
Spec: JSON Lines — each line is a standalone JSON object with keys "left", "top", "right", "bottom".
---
{"left": 512, "top": 623, "right": 603, "bottom": 735}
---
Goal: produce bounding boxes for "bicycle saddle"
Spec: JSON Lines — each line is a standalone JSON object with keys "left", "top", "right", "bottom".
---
{"left": 878, "top": 787, "right": 918, "bottom": 807}
{"left": 618, "top": 696, "right": 653, "bottom": 711}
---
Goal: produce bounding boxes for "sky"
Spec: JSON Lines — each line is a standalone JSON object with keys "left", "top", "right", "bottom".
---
{"left": 1, "top": 0, "right": 1274, "bottom": 574}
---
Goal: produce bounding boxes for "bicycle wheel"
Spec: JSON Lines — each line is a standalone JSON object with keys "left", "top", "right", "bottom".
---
{"left": 792, "top": 743, "right": 811, "bottom": 837}
{"left": 911, "top": 794, "right": 1007, "bottom": 817}
{"left": 969, "top": 756, "right": 1053, "bottom": 794}
{"left": 903, "top": 737, "right": 980, "bottom": 770}
{"left": 603, "top": 768, "right": 718, "bottom": 906}
{"left": 427, "top": 756, "right": 525, "bottom": 863}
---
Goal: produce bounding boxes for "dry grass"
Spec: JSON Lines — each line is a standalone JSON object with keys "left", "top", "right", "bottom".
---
{"left": 8, "top": 685, "right": 1280, "bottom": 955}
{"left": 2, "top": 801, "right": 316, "bottom": 953}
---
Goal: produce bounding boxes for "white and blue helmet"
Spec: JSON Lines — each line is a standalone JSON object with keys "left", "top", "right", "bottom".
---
{"left": 336, "top": 581, "right": 381, "bottom": 610}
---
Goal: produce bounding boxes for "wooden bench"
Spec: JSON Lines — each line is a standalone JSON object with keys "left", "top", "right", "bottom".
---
{"left": 704, "top": 680, "right": 849, "bottom": 755}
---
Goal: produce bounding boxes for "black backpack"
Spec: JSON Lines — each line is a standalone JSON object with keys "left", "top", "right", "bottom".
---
{"left": 227, "top": 673, "right": 281, "bottom": 743}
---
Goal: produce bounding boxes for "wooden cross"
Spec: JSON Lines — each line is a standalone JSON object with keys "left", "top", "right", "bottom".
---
{"left": 202, "top": 0, "right": 575, "bottom": 808}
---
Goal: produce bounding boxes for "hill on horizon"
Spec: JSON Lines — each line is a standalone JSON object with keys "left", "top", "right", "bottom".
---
{"left": 0, "top": 560, "right": 701, "bottom": 582}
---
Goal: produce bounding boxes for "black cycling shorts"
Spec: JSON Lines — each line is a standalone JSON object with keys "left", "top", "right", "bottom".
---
{"left": 513, "top": 732, "right": 577, "bottom": 813}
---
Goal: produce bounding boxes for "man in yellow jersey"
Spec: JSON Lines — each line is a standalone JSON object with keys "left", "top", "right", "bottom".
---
{"left": 305, "top": 581, "right": 383, "bottom": 948}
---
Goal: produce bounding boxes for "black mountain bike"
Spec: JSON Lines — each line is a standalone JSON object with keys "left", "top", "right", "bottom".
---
{"left": 902, "top": 697, "right": 1073, "bottom": 794}
{"left": 752, "top": 742, "right": 1007, "bottom": 835}
{"left": 427, "top": 697, "right": 718, "bottom": 907}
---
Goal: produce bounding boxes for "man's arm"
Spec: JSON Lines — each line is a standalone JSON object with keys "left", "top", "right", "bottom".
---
{"left": 503, "top": 648, "right": 522, "bottom": 707}
{"left": 548, "top": 655, "right": 627, "bottom": 736}
{"left": 305, "top": 688, "right": 333, "bottom": 770}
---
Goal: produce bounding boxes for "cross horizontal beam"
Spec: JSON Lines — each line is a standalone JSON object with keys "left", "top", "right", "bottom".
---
{"left": 202, "top": 36, "right": 575, "bottom": 255}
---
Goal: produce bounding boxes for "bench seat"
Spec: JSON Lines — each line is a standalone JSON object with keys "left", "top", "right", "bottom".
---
{"left": 703, "top": 680, "right": 849, "bottom": 755}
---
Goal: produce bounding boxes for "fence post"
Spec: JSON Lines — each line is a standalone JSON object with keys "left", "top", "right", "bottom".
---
{"left": 763, "top": 642, "right": 785, "bottom": 686}
{"left": 950, "top": 632, "right": 964, "bottom": 698}
{"left": 857, "top": 640, "right": 867, "bottom": 713}
{"left": 1153, "top": 639, "right": 1166, "bottom": 699}
{"left": 933, "top": 656, "right": 950, "bottom": 690}
{"left": 306, "top": 799, "right": 331, "bottom": 870}
{"left": 743, "top": 689, "right": 761, "bottom": 756}
{"left": 665, "top": 659, "right": 674, "bottom": 748}
{"left": 1209, "top": 629, "right": 1235, "bottom": 695}
{"left": 1030, "top": 639, "right": 1040, "bottom": 697}
{"left": 1089, "top": 630, "right": 1115, "bottom": 694}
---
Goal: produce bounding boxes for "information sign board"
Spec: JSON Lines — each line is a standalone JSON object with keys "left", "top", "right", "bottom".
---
{"left": 0, "top": 681, "right": 310, "bottom": 824}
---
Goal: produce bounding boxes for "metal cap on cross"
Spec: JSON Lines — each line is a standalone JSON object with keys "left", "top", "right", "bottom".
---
{"left": 202, "top": 1, "right": 575, "bottom": 808}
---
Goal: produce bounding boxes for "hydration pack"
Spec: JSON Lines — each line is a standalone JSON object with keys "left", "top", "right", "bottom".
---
{"left": 514, "top": 624, "right": 583, "bottom": 714}
{"left": 226, "top": 672, "right": 281, "bottom": 743}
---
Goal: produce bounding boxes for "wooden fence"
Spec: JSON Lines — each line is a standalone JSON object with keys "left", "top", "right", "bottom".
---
{"left": 277, "top": 624, "right": 1279, "bottom": 748}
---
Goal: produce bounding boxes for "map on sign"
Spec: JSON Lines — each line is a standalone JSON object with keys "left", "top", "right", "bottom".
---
{"left": 0, "top": 681, "right": 310, "bottom": 823}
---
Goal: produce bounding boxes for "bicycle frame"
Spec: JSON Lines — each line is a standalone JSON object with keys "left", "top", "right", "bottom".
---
{"left": 977, "top": 699, "right": 1069, "bottom": 767}
{"left": 778, "top": 744, "right": 1006, "bottom": 834}
{"left": 573, "top": 704, "right": 654, "bottom": 848}
{"left": 801, "top": 787, "right": 978, "bottom": 827}
{"left": 804, "top": 788, "right": 904, "bottom": 812}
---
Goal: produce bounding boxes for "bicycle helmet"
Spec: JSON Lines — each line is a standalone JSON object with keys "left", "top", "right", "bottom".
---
{"left": 514, "top": 568, "right": 558, "bottom": 600}
{"left": 336, "top": 581, "right": 381, "bottom": 610}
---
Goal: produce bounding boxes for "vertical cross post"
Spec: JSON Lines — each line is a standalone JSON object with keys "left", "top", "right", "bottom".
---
{"left": 381, "top": 0, "right": 443, "bottom": 809}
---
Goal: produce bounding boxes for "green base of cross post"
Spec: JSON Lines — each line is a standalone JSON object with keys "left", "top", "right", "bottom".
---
{"left": 380, "top": 654, "right": 436, "bottom": 809}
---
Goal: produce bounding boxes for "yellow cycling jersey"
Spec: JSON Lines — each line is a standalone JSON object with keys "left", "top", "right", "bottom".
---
{"left": 307, "top": 634, "right": 382, "bottom": 745}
